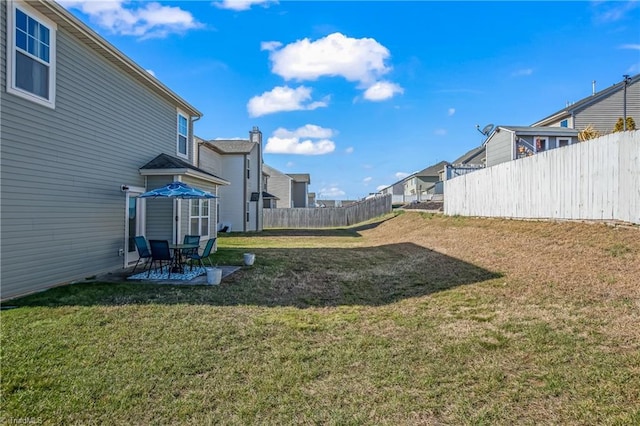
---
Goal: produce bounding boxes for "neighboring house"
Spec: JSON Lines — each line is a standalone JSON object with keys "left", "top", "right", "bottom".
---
{"left": 484, "top": 126, "right": 579, "bottom": 167}
{"left": 378, "top": 181, "right": 406, "bottom": 205}
{"left": 442, "top": 145, "right": 485, "bottom": 181}
{"left": 198, "top": 127, "right": 263, "bottom": 232}
{"left": 288, "top": 173, "right": 311, "bottom": 207}
{"left": 262, "top": 165, "right": 311, "bottom": 208}
{"left": 1, "top": 0, "right": 224, "bottom": 300}
{"left": 403, "top": 161, "right": 448, "bottom": 199}
{"left": 531, "top": 74, "right": 640, "bottom": 134}
{"left": 308, "top": 192, "right": 316, "bottom": 207}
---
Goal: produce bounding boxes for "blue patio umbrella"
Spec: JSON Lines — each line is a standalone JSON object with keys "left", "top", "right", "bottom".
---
{"left": 139, "top": 181, "right": 217, "bottom": 244}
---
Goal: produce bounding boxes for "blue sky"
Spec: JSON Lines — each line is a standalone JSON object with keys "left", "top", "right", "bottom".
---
{"left": 59, "top": 0, "right": 640, "bottom": 200}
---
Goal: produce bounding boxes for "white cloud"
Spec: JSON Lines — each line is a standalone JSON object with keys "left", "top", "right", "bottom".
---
{"left": 146, "top": 69, "right": 156, "bottom": 77}
{"left": 345, "top": 147, "right": 354, "bottom": 154}
{"left": 286, "top": 161, "right": 295, "bottom": 167}
{"left": 214, "top": 0, "right": 276, "bottom": 11}
{"left": 264, "top": 32, "right": 393, "bottom": 84}
{"left": 247, "top": 86, "right": 328, "bottom": 117}
{"left": 261, "top": 41, "right": 283, "bottom": 51}
{"left": 448, "top": 108, "right": 455, "bottom": 116}
{"left": 376, "top": 184, "right": 388, "bottom": 191}
{"left": 59, "top": 1, "right": 202, "bottom": 39}
{"left": 274, "top": 124, "right": 334, "bottom": 139}
{"left": 592, "top": 1, "right": 639, "bottom": 23}
{"left": 620, "top": 44, "right": 640, "bottom": 50}
{"left": 363, "top": 177, "right": 372, "bottom": 184}
{"left": 395, "top": 172, "right": 409, "bottom": 180}
{"left": 512, "top": 68, "right": 533, "bottom": 77}
{"left": 434, "top": 129, "right": 447, "bottom": 136}
{"left": 363, "top": 81, "right": 404, "bottom": 101}
{"left": 319, "top": 187, "right": 346, "bottom": 198}
{"left": 265, "top": 125, "right": 336, "bottom": 155}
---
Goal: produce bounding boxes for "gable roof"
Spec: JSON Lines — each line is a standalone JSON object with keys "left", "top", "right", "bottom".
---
{"left": 531, "top": 73, "right": 640, "bottom": 127}
{"left": 205, "top": 140, "right": 256, "bottom": 154}
{"left": 287, "top": 173, "right": 311, "bottom": 183}
{"left": 32, "top": 0, "right": 201, "bottom": 117}
{"left": 451, "top": 145, "right": 485, "bottom": 166}
{"left": 415, "top": 160, "right": 449, "bottom": 178}
{"left": 139, "top": 153, "right": 229, "bottom": 185}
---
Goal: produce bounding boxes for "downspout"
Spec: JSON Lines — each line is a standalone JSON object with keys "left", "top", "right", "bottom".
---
{"left": 191, "top": 115, "right": 201, "bottom": 166}
{"left": 243, "top": 153, "right": 248, "bottom": 232}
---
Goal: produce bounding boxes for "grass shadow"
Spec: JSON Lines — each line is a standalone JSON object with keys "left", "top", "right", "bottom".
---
{"left": 7, "top": 243, "right": 501, "bottom": 308}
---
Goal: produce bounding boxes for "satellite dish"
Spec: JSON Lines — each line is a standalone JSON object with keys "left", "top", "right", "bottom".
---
{"left": 481, "top": 124, "right": 494, "bottom": 136}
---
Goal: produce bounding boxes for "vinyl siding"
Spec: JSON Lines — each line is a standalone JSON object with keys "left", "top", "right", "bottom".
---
{"left": 218, "top": 156, "right": 245, "bottom": 232}
{"left": 574, "top": 82, "right": 640, "bottom": 134}
{"left": 291, "top": 182, "right": 308, "bottom": 207}
{"left": 485, "top": 131, "right": 514, "bottom": 167}
{"left": 182, "top": 177, "right": 218, "bottom": 247}
{"left": 264, "top": 165, "right": 293, "bottom": 208}
{"left": 1, "top": 9, "right": 192, "bottom": 300}
{"left": 144, "top": 176, "right": 175, "bottom": 243}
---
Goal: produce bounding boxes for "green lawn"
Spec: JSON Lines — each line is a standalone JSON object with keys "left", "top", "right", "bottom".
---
{"left": 2, "top": 212, "right": 639, "bottom": 425}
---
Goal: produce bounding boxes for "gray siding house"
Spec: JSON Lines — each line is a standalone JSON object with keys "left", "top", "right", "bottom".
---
{"left": 442, "top": 145, "right": 485, "bottom": 181}
{"left": 198, "top": 127, "right": 264, "bottom": 232}
{"left": 531, "top": 74, "right": 640, "bottom": 134}
{"left": 403, "top": 161, "right": 448, "bottom": 199}
{"left": 484, "top": 126, "right": 580, "bottom": 167}
{"left": 1, "top": 0, "right": 224, "bottom": 300}
{"left": 262, "top": 165, "right": 311, "bottom": 208}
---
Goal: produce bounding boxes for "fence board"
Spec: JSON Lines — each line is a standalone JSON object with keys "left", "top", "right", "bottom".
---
{"left": 444, "top": 131, "right": 640, "bottom": 224}
{"left": 264, "top": 195, "right": 392, "bottom": 229}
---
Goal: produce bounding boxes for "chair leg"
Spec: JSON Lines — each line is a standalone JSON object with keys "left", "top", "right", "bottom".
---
{"left": 132, "top": 258, "right": 141, "bottom": 274}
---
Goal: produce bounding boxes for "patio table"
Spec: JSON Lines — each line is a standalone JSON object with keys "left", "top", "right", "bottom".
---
{"left": 168, "top": 243, "right": 199, "bottom": 273}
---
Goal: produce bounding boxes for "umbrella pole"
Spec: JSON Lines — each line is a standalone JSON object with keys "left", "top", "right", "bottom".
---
{"left": 174, "top": 199, "right": 179, "bottom": 245}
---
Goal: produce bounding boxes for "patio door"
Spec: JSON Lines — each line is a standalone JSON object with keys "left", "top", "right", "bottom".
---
{"left": 124, "top": 187, "right": 146, "bottom": 267}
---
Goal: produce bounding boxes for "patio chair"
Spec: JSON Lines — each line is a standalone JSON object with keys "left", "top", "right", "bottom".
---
{"left": 132, "top": 236, "right": 152, "bottom": 274}
{"left": 182, "top": 234, "right": 201, "bottom": 257}
{"left": 148, "top": 240, "right": 174, "bottom": 277}
{"left": 188, "top": 238, "right": 216, "bottom": 270}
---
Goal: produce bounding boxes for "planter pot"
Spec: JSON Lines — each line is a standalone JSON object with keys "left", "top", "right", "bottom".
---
{"left": 243, "top": 253, "right": 255, "bottom": 266}
{"left": 205, "top": 267, "right": 222, "bottom": 285}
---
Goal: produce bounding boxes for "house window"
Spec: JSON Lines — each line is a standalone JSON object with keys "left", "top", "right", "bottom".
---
{"left": 190, "top": 199, "right": 209, "bottom": 237}
{"left": 558, "top": 138, "right": 571, "bottom": 148}
{"left": 560, "top": 120, "right": 568, "bottom": 128}
{"left": 246, "top": 202, "right": 250, "bottom": 222}
{"left": 7, "top": 2, "right": 57, "bottom": 108}
{"left": 177, "top": 112, "right": 188, "bottom": 157}
{"left": 246, "top": 158, "right": 250, "bottom": 179}
{"left": 535, "top": 137, "right": 548, "bottom": 152}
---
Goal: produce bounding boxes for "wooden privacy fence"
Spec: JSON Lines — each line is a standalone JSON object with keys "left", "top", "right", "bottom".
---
{"left": 444, "top": 131, "right": 640, "bottom": 224}
{"left": 264, "top": 194, "right": 392, "bottom": 228}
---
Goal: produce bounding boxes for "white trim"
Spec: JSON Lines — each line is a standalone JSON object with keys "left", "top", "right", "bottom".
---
{"left": 534, "top": 136, "right": 549, "bottom": 153}
{"left": 139, "top": 168, "right": 230, "bottom": 186}
{"left": 189, "top": 199, "right": 211, "bottom": 238}
{"left": 177, "top": 110, "right": 189, "bottom": 159}
{"left": 557, "top": 137, "right": 572, "bottom": 148}
{"left": 124, "top": 188, "right": 146, "bottom": 267}
{"left": 7, "top": 0, "right": 57, "bottom": 108}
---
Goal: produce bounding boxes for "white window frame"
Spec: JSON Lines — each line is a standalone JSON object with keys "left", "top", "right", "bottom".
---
{"left": 557, "top": 137, "right": 572, "bottom": 148}
{"left": 534, "top": 136, "right": 549, "bottom": 153}
{"left": 177, "top": 111, "right": 189, "bottom": 158}
{"left": 6, "top": 1, "right": 57, "bottom": 108}
{"left": 189, "top": 199, "right": 210, "bottom": 238}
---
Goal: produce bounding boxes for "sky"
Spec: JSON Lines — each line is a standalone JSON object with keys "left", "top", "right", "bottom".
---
{"left": 59, "top": 0, "right": 640, "bottom": 200}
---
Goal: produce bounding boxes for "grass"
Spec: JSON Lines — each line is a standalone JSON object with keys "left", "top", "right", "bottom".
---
{"left": 2, "top": 212, "right": 640, "bottom": 425}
